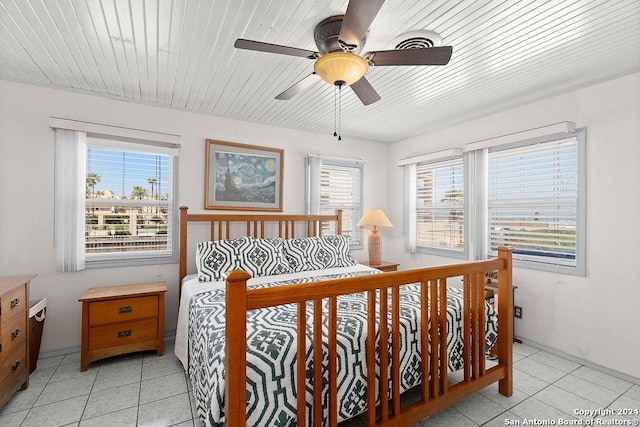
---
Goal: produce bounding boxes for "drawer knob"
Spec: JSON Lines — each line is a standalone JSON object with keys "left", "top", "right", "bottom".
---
{"left": 11, "top": 297, "right": 20, "bottom": 308}
{"left": 12, "top": 328, "right": 21, "bottom": 340}
{"left": 12, "top": 360, "right": 20, "bottom": 371}
{"left": 117, "top": 329, "right": 132, "bottom": 338}
{"left": 119, "top": 306, "right": 133, "bottom": 314}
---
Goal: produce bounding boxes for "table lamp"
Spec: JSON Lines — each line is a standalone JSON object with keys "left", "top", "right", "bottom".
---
{"left": 357, "top": 209, "right": 393, "bottom": 266}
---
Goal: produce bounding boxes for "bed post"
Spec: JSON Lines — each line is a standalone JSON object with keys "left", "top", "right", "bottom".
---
{"left": 496, "top": 246, "right": 513, "bottom": 397}
{"left": 225, "top": 269, "right": 251, "bottom": 427}
{"left": 179, "top": 206, "right": 189, "bottom": 296}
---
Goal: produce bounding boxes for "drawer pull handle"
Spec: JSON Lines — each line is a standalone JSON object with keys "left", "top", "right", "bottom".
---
{"left": 12, "top": 361, "right": 20, "bottom": 371}
{"left": 117, "top": 330, "right": 132, "bottom": 338}
{"left": 12, "top": 328, "right": 21, "bottom": 339}
{"left": 119, "top": 306, "right": 133, "bottom": 314}
{"left": 11, "top": 298, "right": 20, "bottom": 308}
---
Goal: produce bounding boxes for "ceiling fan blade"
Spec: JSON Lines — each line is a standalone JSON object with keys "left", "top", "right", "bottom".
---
{"left": 350, "top": 76, "right": 381, "bottom": 105}
{"left": 275, "top": 73, "right": 320, "bottom": 100}
{"left": 339, "top": 0, "right": 386, "bottom": 50}
{"left": 234, "top": 39, "right": 318, "bottom": 59}
{"left": 367, "top": 46, "right": 453, "bottom": 66}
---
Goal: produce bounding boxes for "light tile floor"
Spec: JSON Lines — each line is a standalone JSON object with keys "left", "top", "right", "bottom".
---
{"left": 1, "top": 341, "right": 638, "bottom": 426}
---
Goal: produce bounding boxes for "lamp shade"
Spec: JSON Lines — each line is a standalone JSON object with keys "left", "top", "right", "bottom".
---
{"left": 357, "top": 209, "right": 393, "bottom": 228}
{"left": 314, "top": 52, "right": 368, "bottom": 86}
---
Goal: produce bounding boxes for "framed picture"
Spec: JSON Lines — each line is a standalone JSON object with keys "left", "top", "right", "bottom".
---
{"left": 205, "top": 139, "right": 284, "bottom": 211}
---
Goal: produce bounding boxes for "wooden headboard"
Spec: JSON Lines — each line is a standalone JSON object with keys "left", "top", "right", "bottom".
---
{"left": 178, "top": 206, "right": 343, "bottom": 294}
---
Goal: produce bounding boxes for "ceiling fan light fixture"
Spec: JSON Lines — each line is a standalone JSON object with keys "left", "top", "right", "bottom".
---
{"left": 314, "top": 52, "right": 368, "bottom": 86}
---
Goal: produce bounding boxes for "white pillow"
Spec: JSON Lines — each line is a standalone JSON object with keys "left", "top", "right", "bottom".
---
{"left": 195, "top": 237, "right": 291, "bottom": 281}
{"left": 282, "top": 235, "right": 357, "bottom": 272}
{"left": 195, "top": 237, "right": 254, "bottom": 281}
{"left": 243, "top": 238, "right": 292, "bottom": 277}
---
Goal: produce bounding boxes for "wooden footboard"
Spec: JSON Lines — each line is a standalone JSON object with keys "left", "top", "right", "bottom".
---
{"left": 225, "top": 248, "right": 513, "bottom": 426}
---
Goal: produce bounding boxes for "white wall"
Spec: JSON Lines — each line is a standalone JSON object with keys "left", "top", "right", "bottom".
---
{"left": 3, "top": 73, "right": 638, "bottom": 379}
{"left": 0, "top": 80, "right": 391, "bottom": 354}
{"left": 387, "top": 72, "right": 640, "bottom": 379}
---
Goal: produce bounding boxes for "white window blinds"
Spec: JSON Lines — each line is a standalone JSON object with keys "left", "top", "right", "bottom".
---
{"left": 85, "top": 138, "right": 175, "bottom": 260}
{"left": 306, "top": 156, "right": 363, "bottom": 246}
{"left": 487, "top": 136, "right": 580, "bottom": 268}
{"left": 415, "top": 157, "right": 465, "bottom": 253}
{"left": 399, "top": 149, "right": 466, "bottom": 257}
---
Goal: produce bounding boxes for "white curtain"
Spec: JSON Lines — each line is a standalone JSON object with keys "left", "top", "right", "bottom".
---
{"left": 403, "top": 163, "right": 417, "bottom": 253}
{"left": 54, "top": 129, "right": 86, "bottom": 272}
{"left": 305, "top": 155, "right": 322, "bottom": 214}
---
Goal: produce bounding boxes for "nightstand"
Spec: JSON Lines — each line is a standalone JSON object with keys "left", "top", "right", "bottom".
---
{"left": 485, "top": 280, "right": 521, "bottom": 344}
{"left": 363, "top": 261, "right": 399, "bottom": 272}
{"left": 79, "top": 281, "right": 167, "bottom": 371}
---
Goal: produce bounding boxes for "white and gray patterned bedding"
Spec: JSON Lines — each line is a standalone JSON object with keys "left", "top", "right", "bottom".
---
{"left": 187, "top": 269, "right": 498, "bottom": 426}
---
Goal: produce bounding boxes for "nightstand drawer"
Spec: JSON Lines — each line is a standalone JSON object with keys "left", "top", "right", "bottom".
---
{"left": 89, "top": 295, "right": 158, "bottom": 325}
{"left": 89, "top": 318, "right": 158, "bottom": 350}
{"left": 0, "top": 313, "right": 27, "bottom": 355}
{"left": 0, "top": 345, "right": 27, "bottom": 388}
{"left": 0, "top": 285, "right": 26, "bottom": 322}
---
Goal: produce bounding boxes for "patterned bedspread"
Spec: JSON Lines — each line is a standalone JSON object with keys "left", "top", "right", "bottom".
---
{"left": 188, "top": 270, "right": 498, "bottom": 426}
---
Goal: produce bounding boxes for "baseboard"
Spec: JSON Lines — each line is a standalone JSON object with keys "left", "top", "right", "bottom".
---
{"left": 517, "top": 336, "right": 640, "bottom": 385}
{"left": 39, "top": 345, "right": 81, "bottom": 359}
{"left": 38, "top": 329, "right": 178, "bottom": 360}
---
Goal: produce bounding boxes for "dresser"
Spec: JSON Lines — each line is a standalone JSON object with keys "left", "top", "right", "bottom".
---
{"left": 79, "top": 281, "right": 167, "bottom": 371}
{"left": 0, "top": 274, "right": 36, "bottom": 409}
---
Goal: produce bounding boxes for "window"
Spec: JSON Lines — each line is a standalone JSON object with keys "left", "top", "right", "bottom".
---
{"left": 485, "top": 132, "right": 584, "bottom": 273}
{"left": 85, "top": 138, "right": 175, "bottom": 262}
{"left": 306, "top": 156, "right": 363, "bottom": 247}
{"left": 400, "top": 149, "right": 466, "bottom": 258}
{"left": 400, "top": 123, "right": 585, "bottom": 274}
{"left": 52, "top": 119, "right": 180, "bottom": 271}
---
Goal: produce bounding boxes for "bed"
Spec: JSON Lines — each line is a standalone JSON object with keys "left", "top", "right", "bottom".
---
{"left": 176, "top": 206, "right": 513, "bottom": 426}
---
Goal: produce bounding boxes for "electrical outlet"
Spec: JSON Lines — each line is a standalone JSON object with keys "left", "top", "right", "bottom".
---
{"left": 514, "top": 306, "right": 523, "bottom": 319}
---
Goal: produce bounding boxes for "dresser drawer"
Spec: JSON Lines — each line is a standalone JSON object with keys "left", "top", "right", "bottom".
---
{"left": 0, "top": 345, "right": 27, "bottom": 388}
{"left": 0, "top": 284, "right": 27, "bottom": 322}
{"left": 89, "top": 295, "right": 158, "bottom": 326}
{"left": 88, "top": 318, "right": 158, "bottom": 350}
{"left": 0, "top": 313, "right": 27, "bottom": 355}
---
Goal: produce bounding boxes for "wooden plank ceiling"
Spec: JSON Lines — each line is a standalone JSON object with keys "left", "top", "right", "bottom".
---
{"left": 1, "top": 0, "right": 639, "bottom": 142}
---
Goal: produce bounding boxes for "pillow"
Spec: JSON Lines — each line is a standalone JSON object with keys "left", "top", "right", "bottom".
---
{"left": 242, "top": 238, "right": 292, "bottom": 277}
{"left": 195, "top": 237, "right": 254, "bottom": 281}
{"left": 195, "top": 237, "right": 292, "bottom": 281}
{"left": 282, "top": 235, "right": 357, "bottom": 272}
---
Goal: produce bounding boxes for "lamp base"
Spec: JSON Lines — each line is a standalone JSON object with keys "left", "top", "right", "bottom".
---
{"left": 368, "top": 229, "right": 382, "bottom": 266}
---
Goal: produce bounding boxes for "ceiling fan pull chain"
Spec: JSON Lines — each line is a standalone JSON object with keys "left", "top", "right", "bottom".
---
{"left": 333, "top": 85, "right": 338, "bottom": 137}
{"left": 338, "top": 84, "right": 342, "bottom": 141}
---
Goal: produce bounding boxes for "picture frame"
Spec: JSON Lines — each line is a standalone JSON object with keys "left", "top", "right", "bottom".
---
{"left": 205, "top": 139, "right": 284, "bottom": 211}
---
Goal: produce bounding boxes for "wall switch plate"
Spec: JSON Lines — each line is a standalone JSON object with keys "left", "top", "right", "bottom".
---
{"left": 514, "top": 306, "right": 523, "bottom": 319}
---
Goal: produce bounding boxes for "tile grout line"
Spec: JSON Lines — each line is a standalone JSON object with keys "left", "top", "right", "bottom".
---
{"left": 77, "top": 359, "right": 101, "bottom": 425}
{"left": 18, "top": 357, "right": 64, "bottom": 425}
{"left": 136, "top": 357, "right": 143, "bottom": 427}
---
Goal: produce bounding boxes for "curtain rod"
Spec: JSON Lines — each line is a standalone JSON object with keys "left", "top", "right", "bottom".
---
{"left": 307, "top": 154, "right": 367, "bottom": 163}
{"left": 464, "top": 121, "right": 576, "bottom": 152}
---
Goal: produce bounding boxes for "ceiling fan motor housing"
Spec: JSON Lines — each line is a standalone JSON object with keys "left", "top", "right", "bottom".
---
{"left": 314, "top": 15, "right": 365, "bottom": 54}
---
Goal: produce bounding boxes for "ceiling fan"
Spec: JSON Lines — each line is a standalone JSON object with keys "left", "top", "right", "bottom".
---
{"left": 234, "top": 0, "right": 453, "bottom": 106}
